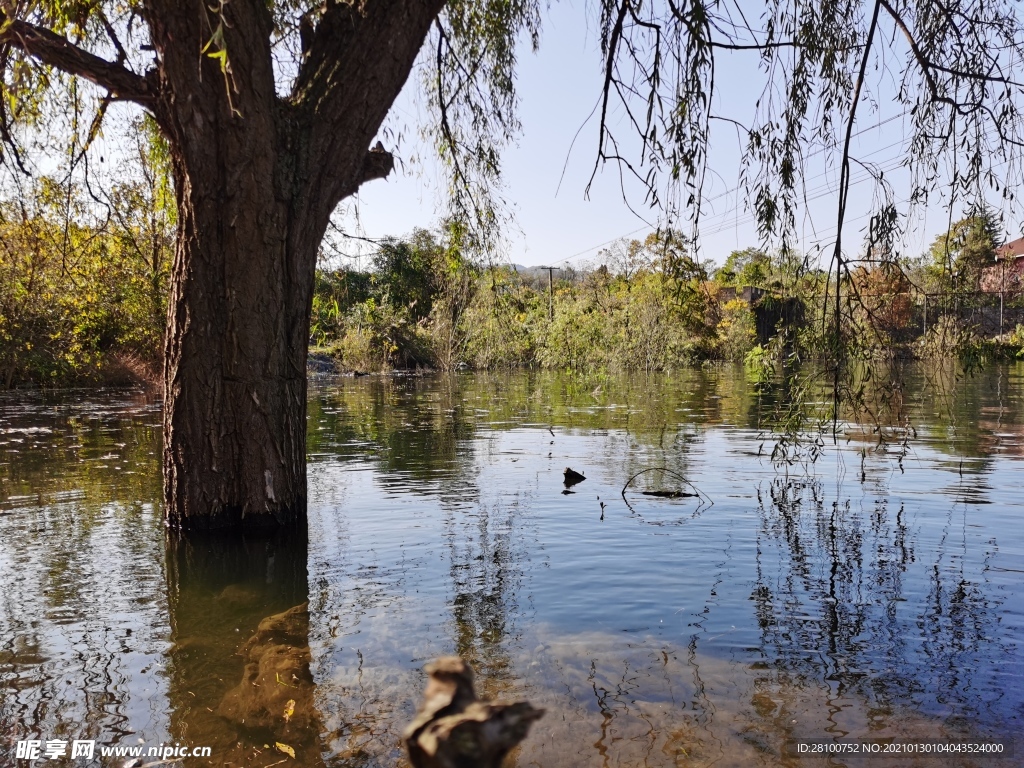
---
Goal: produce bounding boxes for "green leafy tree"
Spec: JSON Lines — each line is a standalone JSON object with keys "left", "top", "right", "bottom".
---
{"left": 372, "top": 230, "right": 447, "bottom": 322}
{"left": 925, "top": 211, "right": 1002, "bottom": 294}
{"left": 716, "top": 248, "right": 771, "bottom": 288}
{"left": 3, "top": 0, "right": 1024, "bottom": 530}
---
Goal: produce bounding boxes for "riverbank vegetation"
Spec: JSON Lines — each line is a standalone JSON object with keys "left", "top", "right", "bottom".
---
{"left": 0, "top": 119, "right": 172, "bottom": 389}
{"left": 308, "top": 216, "right": 1024, "bottom": 375}
{"left": 4, "top": 204, "right": 1024, "bottom": 388}
{"left": 311, "top": 229, "right": 797, "bottom": 372}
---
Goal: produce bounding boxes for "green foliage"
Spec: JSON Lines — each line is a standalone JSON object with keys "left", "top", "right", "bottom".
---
{"left": 309, "top": 231, "right": 845, "bottom": 373}
{"left": 744, "top": 344, "right": 773, "bottom": 384}
{"left": 916, "top": 315, "right": 980, "bottom": 361}
{"left": 463, "top": 250, "right": 746, "bottom": 371}
{"left": 1008, "top": 324, "right": 1024, "bottom": 359}
{"left": 310, "top": 268, "right": 371, "bottom": 347}
{"left": 716, "top": 248, "right": 770, "bottom": 288}
{"left": 372, "top": 233, "right": 441, "bottom": 323}
{"left": 313, "top": 226, "right": 477, "bottom": 371}
{"left": 0, "top": 174, "right": 170, "bottom": 387}
{"left": 717, "top": 298, "right": 758, "bottom": 361}
{"left": 922, "top": 210, "right": 1002, "bottom": 294}
{"left": 335, "top": 298, "right": 433, "bottom": 372}
{"left": 461, "top": 267, "right": 544, "bottom": 368}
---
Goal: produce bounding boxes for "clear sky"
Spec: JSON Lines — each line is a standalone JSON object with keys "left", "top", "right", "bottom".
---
{"left": 334, "top": 1, "right": 1005, "bottom": 271}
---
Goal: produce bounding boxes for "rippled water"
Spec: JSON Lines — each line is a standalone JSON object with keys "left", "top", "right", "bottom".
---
{"left": 1, "top": 367, "right": 1023, "bottom": 766}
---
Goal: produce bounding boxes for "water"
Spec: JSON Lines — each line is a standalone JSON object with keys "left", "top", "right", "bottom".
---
{"left": 1, "top": 367, "right": 1022, "bottom": 766}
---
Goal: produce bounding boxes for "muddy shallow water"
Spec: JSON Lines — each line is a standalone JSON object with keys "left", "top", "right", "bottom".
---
{"left": 1, "top": 367, "right": 1022, "bottom": 766}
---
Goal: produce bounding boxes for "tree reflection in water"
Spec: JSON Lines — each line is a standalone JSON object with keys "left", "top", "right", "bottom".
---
{"left": 752, "top": 477, "right": 1010, "bottom": 748}
{"left": 1, "top": 368, "right": 1022, "bottom": 767}
{"left": 165, "top": 530, "right": 324, "bottom": 766}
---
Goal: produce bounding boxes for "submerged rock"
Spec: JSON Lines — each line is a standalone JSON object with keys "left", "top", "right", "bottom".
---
{"left": 217, "top": 602, "right": 316, "bottom": 735}
{"left": 214, "top": 583, "right": 261, "bottom": 604}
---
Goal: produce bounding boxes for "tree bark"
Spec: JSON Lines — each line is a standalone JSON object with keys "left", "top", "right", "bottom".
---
{"left": 147, "top": 0, "right": 443, "bottom": 530}
{"left": 148, "top": 0, "right": 302, "bottom": 529}
{"left": 161, "top": 157, "right": 317, "bottom": 530}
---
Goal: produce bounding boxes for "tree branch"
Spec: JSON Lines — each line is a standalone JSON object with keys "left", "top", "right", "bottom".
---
{"left": 0, "top": 13, "right": 156, "bottom": 107}
{"left": 330, "top": 143, "right": 396, "bottom": 203}
{"left": 877, "top": 0, "right": 1003, "bottom": 108}
{"left": 587, "top": 0, "right": 630, "bottom": 199}
{"left": 831, "top": 0, "right": 883, "bottom": 437}
{"left": 708, "top": 39, "right": 863, "bottom": 51}
{"left": 292, "top": 0, "right": 445, "bottom": 216}
{"left": 358, "top": 144, "right": 394, "bottom": 186}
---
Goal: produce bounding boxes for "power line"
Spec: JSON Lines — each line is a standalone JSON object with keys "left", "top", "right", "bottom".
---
{"left": 563, "top": 116, "right": 1014, "bottom": 261}
{"left": 561, "top": 111, "right": 913, "bottom": 260}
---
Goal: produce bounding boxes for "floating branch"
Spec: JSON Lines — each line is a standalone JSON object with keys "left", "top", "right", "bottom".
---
{"left": 621, "top": 467, "right": 712, "bottom": 506}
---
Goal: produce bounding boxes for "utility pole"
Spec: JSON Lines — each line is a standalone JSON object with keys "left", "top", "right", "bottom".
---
{"left": 1000, "top": 253, "right": 1006, "bottom": 337}
{"left": 538, "top": 266, "right": 559, "bottom": 321}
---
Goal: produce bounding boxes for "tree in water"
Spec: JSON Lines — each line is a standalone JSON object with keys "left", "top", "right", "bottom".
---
{"left": 0, "top": 1, "right": 536, "bottom": 530}
{"left": 2, "top": 0, "right": 1024, "bottom": 529}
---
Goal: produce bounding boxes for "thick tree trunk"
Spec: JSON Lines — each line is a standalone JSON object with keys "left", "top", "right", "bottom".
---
{"left": 143, "top": 0, "right": 444, "bottom": 531}
{"left": 162, "top": 163, "right": 317, "bottom": 530}
{"left": 3, "top": 2, "right": 447, "bottom": 528}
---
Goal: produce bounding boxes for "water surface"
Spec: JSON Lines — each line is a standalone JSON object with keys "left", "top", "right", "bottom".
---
{"left": 1, "top": 367, "right": 1022, "bottom": 766}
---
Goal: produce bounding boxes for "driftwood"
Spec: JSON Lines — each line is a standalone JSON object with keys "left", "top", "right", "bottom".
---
{"left": 404, "top": 657, "right": 544, "bottom": 768}
{"left": 640, "top": 489, "right": 697, "bottom": 498}
{"left": 621, "top": 467, "right": 711, "bottom": 505}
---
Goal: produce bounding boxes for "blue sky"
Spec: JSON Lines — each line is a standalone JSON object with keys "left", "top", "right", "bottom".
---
{"left": 336, "top": 1, "right": 986, "bottom": 271}
{"left": 338, "top": 1, "right": 663, "bottom": 268}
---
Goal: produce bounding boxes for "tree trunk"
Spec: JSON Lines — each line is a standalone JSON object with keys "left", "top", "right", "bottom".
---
{"left": 1, "top": 1, "right": 449, "bottom": 527}
{"left": 140, "top": 0, "right": 445, "bottom": 531}
{"left": 162, "top": 161, "right": 317, "bottom": 530}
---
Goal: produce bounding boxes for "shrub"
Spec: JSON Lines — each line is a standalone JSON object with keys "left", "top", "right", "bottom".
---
{"left": 717, "top": 298, "right": 758, "bottom": 361}
{"left": 0, "top": 176, "right": 169, "bottom": 387}
{"left": 334, "top": 299, "right": 432, "bottom": 371}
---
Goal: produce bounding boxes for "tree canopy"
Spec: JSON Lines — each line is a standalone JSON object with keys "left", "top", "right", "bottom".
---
{"left": 1, "top": 1, "right": 1023, "bottom": 249}
{"left": 925, "top": 209, "right": 1002, "bottom": 292}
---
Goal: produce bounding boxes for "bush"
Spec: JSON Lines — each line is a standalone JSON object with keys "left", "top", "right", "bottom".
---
{"left": 0, "top": 176, "right": 169, "bottom": 387}
{"left": 334, "top": 299, "right": 432, "bottom": 371}
{"left": 716, "top": 298, "right": 758, "bottom": 361}
{"left": 311, "top": 232, "right": 832, "bottom": 374}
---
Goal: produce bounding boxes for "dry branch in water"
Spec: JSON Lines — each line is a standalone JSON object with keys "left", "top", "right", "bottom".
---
{"left": 404, "top": 657, "right": 544, "bottom": 768}
{"left": 621, "top": 467, "right": 711, "bottom": 504}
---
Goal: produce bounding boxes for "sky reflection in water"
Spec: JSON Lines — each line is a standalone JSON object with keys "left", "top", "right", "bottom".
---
{"left": 1, "top": 366, "right": 1022, "bottom": 766}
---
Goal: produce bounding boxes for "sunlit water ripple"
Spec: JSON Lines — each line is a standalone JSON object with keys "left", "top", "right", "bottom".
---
{"left": 1, "top": 367, "right": 1022, "bottom": 766}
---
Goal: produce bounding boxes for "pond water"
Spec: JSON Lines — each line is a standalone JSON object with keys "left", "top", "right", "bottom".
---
{"left": 1, "top": 366, "right": 1023, "bottom": 767}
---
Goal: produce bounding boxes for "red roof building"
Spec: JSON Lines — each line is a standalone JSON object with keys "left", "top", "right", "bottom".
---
{"left": 997, "top": 236, "right": 1024, "bottom": 260}
{"left": 981, "top": 236, "right": 1024, "bottom": 293}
